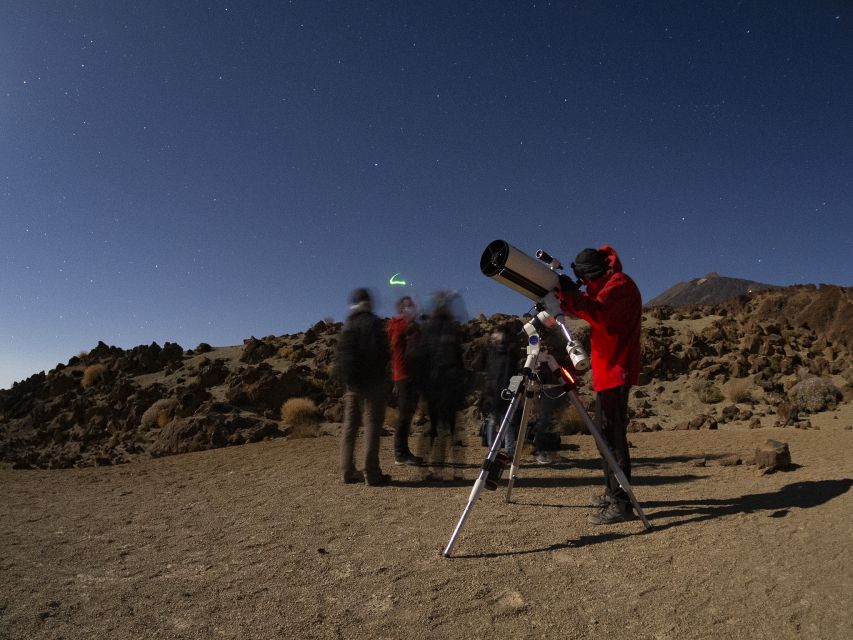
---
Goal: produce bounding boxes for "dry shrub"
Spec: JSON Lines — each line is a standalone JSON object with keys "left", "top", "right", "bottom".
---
{"left": 81, "top": 363, "right": 107, "bottom": 388}
{"left": 557, "top": 405, "right": 587, "bottom": 435}
{"left": 141, "top": 398, "right": 178, "bottom": 429}
{"left": 726, "top": 379, "right": 754, "bottom": 404}
{"left": 281, "top": 397, "right": 320, "bottom": 426}
{"left": 693, "top": 379, "right": 724, "bottom": 404}
{"left": 789, "top": 377, "right": 842, "bottom": 413}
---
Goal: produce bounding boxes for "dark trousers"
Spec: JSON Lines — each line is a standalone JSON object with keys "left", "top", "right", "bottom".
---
{"left": 427, "top": 406, "right": 456, "bottom": 437}
{"left": 393, "top": 378, "right": 418, "bottom": 458}
{"left": 595, "top": 385, "right": 632, "bottom": 507}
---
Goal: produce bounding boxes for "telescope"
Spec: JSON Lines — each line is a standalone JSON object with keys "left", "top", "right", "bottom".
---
{"left": 480, "top": 239, "right": 589, "bottom": 372}
{"left": 479, "top": 239, "right": 561, "bottom": 302}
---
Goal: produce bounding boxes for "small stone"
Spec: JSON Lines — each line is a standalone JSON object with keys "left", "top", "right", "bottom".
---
{"left": 716, "top": 455, "right": 742, "bottom": 466}
{"left": 755, "top": 439, "right": 791, "bottom": 472}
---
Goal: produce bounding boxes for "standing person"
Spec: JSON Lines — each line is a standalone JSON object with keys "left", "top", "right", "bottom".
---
{"left": 336, "top": 288, "right": 392, "bottom": 486}
{"left": 386, "top": 296, "right": 424, "bottom": 466}
{"left": 556, "top": 246, "right": 642, "bottom": 524}
{"left": 479, "top": 324, "right": 519, "bottom": 456}
{"left": 417, "top": 292, "right": 466, "bottom": 479}
{"left": 530, "top": 345, "right": 563, "bottom": 465}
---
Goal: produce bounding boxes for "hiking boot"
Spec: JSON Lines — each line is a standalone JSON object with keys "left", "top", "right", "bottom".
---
{"left": 587, "top": 502, "right": 635, "bottom": 525}
{"left": 535, "top": 452, "right": 553, "bottom": 465}
{"left": 394, "top": 453, "right": 424, "bottom": 466}
{"left": 365, "top": 473, "right": 391, "bottom": 486}
{"left": 342, "top": 471, "right": 364, "bottom": 485}
{"left": 589, "top": 493, "right": 612, "bottom": 507}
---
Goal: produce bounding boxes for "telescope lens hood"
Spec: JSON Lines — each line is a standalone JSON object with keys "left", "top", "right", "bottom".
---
{"left": 480, "top": 239, "right": 509, "bottom": 277}
{"left": 480, "top": 239, "right": 560, "bottom": 302}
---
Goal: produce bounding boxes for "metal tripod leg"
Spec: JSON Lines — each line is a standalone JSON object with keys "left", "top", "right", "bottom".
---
{"left": 568, "top": 390, "right": 652, "bottom": 529}
{"left": 505, "top": 382, "right": 535, "bottom": 503}
{"left": 442, "top": 381, "right": 525, "bottom": 558}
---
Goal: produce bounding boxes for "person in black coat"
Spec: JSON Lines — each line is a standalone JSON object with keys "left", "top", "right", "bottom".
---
{"left": 480, "top": 324, "right": 521, "bottom": 456}
{"left": 336, "top": 288, "right": 391, "bottom": 486}
{"left": 415, "top": 292, "right": 466, "bottom": 479}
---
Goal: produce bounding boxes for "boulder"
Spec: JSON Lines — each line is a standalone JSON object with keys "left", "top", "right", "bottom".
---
{"left": 240, "top": 337, "right": 277, "bottom": 364}
{"left": 755, "top": 439, "right": 791, "bottom": 473}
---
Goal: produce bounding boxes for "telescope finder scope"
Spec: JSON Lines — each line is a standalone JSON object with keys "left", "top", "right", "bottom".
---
{"left": 535, "top": 249, "right": 562, "bottom": 271}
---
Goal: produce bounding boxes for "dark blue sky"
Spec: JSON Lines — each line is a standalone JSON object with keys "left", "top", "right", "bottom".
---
{"left": 2, "top": 1, "right": 852, "bottom": 388}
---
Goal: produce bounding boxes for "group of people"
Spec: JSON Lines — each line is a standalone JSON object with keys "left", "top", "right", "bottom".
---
{"left": 336, "top": 290, "right": 465, "bottom": 486}
{"left": 336, "top": 244, "right": 642, "bottom": 526}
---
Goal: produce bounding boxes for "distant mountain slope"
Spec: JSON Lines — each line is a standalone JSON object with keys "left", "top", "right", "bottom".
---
{"left": 647, "top": 272, "right": 780, "bottom": 307}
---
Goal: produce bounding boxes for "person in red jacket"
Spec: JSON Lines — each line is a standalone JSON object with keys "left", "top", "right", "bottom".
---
{"left": 386, "top": 296, "right": 424, "bottom": 466}
{"left": 557, "top": 246, "right": 642, "bottom": 524}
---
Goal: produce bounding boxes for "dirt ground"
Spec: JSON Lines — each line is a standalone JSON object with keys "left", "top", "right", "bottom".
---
{"left": 2, "top": 408, "right": 852, "bottom": 640}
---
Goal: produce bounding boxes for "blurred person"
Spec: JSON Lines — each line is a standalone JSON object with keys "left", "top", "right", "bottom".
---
{"left": 416, "top": 292, "right": 466, "bottom": 480}
{"left": 529, "top": 345, "right": 564, "bottom": 465}
{"left": 336, "top": 288, "right": 392, "bottom": 486}
{"left": 386, "top": 296, "right": 424, "bottom": 466}
{"left": 479, "top": 323, "right": 520, "bottom": 457}
{"left": 557, "top": 246, "right": 642, "bottom": 524}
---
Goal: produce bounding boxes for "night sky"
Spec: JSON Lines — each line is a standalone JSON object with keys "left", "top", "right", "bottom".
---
{"left": 2, "top": 1, "right": 851, "bottom": 389}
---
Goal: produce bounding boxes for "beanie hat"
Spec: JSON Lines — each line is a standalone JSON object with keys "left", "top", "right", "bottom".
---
{"left": 349, "top": 288, "right": 372, "bottom": 310}
{"left": 571, "top": 248, "right": 608, "bottom": 281}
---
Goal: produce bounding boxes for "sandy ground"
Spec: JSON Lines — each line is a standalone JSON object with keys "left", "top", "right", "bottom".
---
{"left": 2, "top": 408, "right": 852, "bottom": 640}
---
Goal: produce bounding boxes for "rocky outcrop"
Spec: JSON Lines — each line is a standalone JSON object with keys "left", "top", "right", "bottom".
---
{"left": 1, "top": 285, "right": 850, "bottom": 469}
{"left": 150, "top": 405, "right": 281, "bottom": 457}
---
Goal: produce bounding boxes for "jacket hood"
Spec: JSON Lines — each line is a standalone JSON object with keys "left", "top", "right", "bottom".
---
{"left": 598, "top": 245, "right": 623, "bottom": 274}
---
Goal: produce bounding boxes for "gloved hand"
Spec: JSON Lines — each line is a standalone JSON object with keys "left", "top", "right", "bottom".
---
{"left": 558, "top": 274, "right": 580, "bottom": 295}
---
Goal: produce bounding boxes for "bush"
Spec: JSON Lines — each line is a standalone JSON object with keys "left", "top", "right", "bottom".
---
{"left": 726, "top": 379, "right": 754, "bottom": 404}
{"left": 558, "top": 405, "right": 587, "bottom": 435}
{"left": 141, "top": 398, "right": 179, "bottom": 429}
{"left": 693, "top": 379, "right": 724, "bottom": 404}
{"left": 81, "top": 363, "right": 107, "bottom": 388}
{"left": 789, "top": 377, "right": 842, "bottom": 413}
{"left": 281, "top": 397, "right": 320, "bottom": 426}
{"left": 384, "top": 406, "right": 399, "bottom": 428}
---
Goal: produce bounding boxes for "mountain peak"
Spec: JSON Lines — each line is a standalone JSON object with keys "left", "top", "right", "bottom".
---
{"left": 648, "top": 273, "right": 780, "bottom": 307}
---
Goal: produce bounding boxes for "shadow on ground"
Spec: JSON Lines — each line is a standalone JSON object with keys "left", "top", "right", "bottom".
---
{"left": 450, "top": 478, "right": 853, "bottom": 559}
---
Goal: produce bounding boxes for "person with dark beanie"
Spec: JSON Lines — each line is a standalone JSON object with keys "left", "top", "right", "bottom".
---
{"left": 557, "top": 246, "right": 642, "bottom": 524}
{"left": 336, "top": 288, "right": 392, "bottom": 486}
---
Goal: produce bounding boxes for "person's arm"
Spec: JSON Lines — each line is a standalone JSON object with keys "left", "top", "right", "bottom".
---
{"left": 336, "top": 325, "right": 357, "bottom": 385}
{"left": 560, "top": 277, "right": 635, "bottom": 330}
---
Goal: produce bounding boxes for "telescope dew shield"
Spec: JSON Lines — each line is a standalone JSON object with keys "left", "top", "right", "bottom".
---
{"left": 480, "top": 240, "right": 560, "bottom": 301}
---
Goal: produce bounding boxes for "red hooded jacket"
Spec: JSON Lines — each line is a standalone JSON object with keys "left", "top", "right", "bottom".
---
{"left": 386, "top": 316, "right": 420, "bottom": 382}
{"left": 557, "top": 246, "right": 642, "bottom": 392}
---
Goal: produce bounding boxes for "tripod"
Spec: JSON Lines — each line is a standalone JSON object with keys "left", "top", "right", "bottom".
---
{"left": 442, "top": 307, "right": 652, "bottom": 558}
